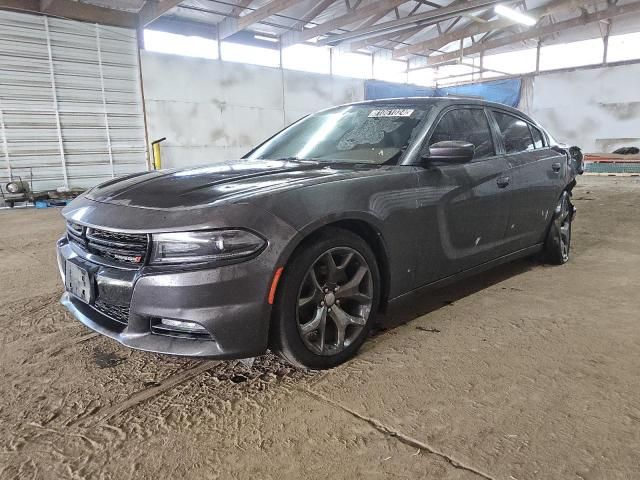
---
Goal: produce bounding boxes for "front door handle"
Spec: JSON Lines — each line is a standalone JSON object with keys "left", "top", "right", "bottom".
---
{"left": 552, "top": 162, "right": 562, "bottom": 172}
{"left": 496, "top": 176, "right": 510, "bottom": 188}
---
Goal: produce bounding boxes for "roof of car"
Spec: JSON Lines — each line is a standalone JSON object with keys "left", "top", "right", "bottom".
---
{"left": 348, "top": 96, "right": 528, "bottom": 117}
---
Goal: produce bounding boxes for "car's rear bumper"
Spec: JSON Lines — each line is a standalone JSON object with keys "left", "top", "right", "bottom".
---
{"left": 57, "top": 237, "right": 275, "bottom": 359}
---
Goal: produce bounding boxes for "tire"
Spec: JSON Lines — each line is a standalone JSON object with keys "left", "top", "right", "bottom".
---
{"left": 543, "top": 191, "right": 573, "bottom": 265}
{"left": 271, "top": 227, "right": 381, "bottom": 370}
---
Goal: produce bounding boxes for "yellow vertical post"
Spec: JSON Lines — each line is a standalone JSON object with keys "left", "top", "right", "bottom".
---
{"left": 151, "top": 137, "right": 166, "bottom": 170}
{"left": 152, "top": 142, "right": 162, "bottom": 169}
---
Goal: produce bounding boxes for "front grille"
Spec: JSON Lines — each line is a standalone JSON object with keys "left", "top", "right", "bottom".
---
{"left": 67, "top": 222, "right": 149, "bottom": 266}
{"left": 66, "top": 222, "right": 84, "bottom": 245}
{"left": 94, "top": 299, "right": 130, "bottom": 325}
{"left": 86, "top": 229, "right": 148, "bottom": 265}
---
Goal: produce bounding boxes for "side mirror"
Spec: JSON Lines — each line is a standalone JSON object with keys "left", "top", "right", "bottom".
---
{"left": 422, "top": 141, "right": 475, "bottom": 166}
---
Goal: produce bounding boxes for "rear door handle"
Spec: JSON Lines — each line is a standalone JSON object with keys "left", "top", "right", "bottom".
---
{"left": 552, "top": 162, "right": 562, "bottom": 172}
{"left": 496, "top": 176, "right": 510, "bottom": 188}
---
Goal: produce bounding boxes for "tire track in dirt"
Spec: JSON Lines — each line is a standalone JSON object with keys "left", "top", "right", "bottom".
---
{"left": 37, "top": 332, "right": 99, "bottom": 360}
{"left": 70, "top": 360, "right": 221, "bottom": 428}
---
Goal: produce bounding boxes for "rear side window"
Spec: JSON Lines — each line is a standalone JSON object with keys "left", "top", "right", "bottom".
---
{"left": 493, "top": 111, "right": 534, "bottom": 153}
{"left": 531, "top": 125, "right": 545, "bottom": 148}
{"left": 428, "top": 108, "right": 495, "bottom": 159}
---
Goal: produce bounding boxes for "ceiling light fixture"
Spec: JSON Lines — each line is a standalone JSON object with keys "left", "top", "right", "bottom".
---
{"left": 494, "top": 4, "right": 536, "bottom": 26}
{"left": 254, "top": 34, "right": 279, "bottom": 43}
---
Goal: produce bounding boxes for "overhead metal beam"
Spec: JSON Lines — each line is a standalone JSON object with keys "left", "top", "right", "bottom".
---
{"left": 281, "top": 0, "right": 409, "bottom": 46}
{"left": 346, "top": 0, "right": 409, "bottom": 37}
{"left": 0, "top": 0, "right": 138, "bottom": 27}
{"left": 370, "top": 0, "right": 470, "bottom": 51}
{"left": 289, "top": 0, "right": 336, "bottom": 31}
{"left": 386, "top": 24, "right": 423, "bottom": 45}
{"left": 316, "top": 0, "right": 507, "bottom": 47}
{"left": 354, "top": 8, "right": 392, "bottom": 30}
{"left": 393, "top": 0, "right": 584, "bottom": 58}
{"left": 139, "top": 0, "right": 184, "bottom": 27}
{"left": 426, "top": 0, "right": 640, "bottom": 65}
{"left": 349, "top": 24, "right": 423, "bottom": 51}
{"left": 229, "top": 0, "right": 255, "bottom": 18}
{"left": 218, "top": 0, "right": 302, "bottom": 39}
{"left": 346, "top": 0, "right": 452, "bottom": 52}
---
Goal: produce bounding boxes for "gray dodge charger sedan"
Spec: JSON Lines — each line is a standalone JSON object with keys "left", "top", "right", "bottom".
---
{"left": 57, "top": 97, "right": 580, "bottom": 369}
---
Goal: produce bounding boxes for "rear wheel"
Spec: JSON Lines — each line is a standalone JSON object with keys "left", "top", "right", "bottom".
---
{"left": 271, "top": 228, "right": 380, "bottom": 370}
{"left": 543, "top": 191, "right": 573, "bottom": 265}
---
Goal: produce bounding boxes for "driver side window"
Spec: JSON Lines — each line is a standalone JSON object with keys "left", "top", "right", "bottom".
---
{"left": 428, "top": 108, "right": 495, "bottom": 160}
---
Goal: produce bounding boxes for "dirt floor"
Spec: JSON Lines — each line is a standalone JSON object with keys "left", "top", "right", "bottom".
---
{"left": 0, "top": 176, "right": 639, "bottom": 480}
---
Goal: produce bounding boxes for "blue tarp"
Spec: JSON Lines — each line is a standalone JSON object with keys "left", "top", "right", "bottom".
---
{"left": 365, "top": 78, "right": 522, "bottom": 107}
{"left": 364, "top": 81, "right": 436, "bottom": 101}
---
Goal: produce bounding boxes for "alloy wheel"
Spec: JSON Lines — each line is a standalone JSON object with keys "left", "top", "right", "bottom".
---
{"left": 296, "top": 247, "right": 373, "bottom": 356}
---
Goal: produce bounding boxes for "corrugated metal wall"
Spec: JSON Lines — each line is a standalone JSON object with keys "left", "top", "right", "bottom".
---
{"left": 0, "top": 10, "right": 148, "bottom": 192}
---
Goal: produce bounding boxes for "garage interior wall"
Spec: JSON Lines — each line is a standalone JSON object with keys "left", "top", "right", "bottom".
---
{"left": 0, "top": 10, "right": 147, "bottom": 192}
{"left": 3, "top": 7, "right": 636, "bottom": 187}
{"left": 529, "top": 62, "right": 640, "bottom": 152}
{"left": 142, "top": 49, "right": 640, "bottom": 171}
{"left": 141, "top": 51, "right": 364, "bottom": 169}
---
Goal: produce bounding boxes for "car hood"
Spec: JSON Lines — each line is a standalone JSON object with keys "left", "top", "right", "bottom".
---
{"left": 84, "top": 159, "right": 386, "bottom": 210}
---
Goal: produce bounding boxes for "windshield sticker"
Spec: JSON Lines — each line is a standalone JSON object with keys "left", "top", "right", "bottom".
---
{"left": 368, "top": 109, "right": 414, "bottom": 118}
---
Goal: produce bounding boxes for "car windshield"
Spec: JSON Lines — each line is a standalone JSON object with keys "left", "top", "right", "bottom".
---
{"left": 247, "top": 104, "right": 431, "bottom": 164}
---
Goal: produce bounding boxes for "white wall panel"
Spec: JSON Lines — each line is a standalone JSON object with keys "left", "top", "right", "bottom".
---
{"left": 141, "top": 54, "right": 283, "bottom": 109}
{"left": 0, "top": 10, "right": 147, "bottom": 191}
{"left": 531, "top": 63, "right": 640, "bottom": 152}
{"left": 223, "top": 105, "right": 284, "bottom": 148}
{"left": 283, "top": 69, "right": 363, "bottom": 115}
{"left": 141, "top": 51, "right": 365, "bottom": 169}
{"left": 144, "top": 100, "right": 227, "bottom": 148}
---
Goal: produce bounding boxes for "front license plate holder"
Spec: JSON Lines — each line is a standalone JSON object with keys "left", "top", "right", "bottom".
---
{"left": 65, "top": 261, "right": 93, "bottom": 304}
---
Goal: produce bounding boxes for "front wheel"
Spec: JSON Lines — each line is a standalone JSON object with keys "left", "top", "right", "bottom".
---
{"left": 270, "top": 228, "right": 380, "bottom": 370}
{"left": 543, "top": 191, "right": 574, "bottom": 265}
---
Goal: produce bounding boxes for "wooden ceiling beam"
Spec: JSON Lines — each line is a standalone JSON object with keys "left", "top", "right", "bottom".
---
{"left": 218, "top": 0, "right": 302, "bottom": 39}
{"left": 229, "top": 0, "right": 255, "bottom": 18}
{"left": 0, "top": 0, "right": 40, "bottom": 12}
{"left": 356, "top": 0, "right": 467, "bottom": 51}
{"left": 0, "top": 0, "right": 138, "bottom": 28}
{"left": 289, "top": 0, "right": 336, "bottom": 31}
{"left": 317, "top": 0, "right": 504, "bottom": 47}
{"left": 348, "top": 24, "right": 423, "bottom": 51}
{"left": 39, "top": 0, "right": 55, "bottom": 11}
{"left": 281, "top": 0, "right": 409, "bottom": 46}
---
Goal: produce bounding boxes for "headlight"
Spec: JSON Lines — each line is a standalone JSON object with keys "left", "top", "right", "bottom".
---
{"left": 150, "top": 229, "right": 265, "bottom": 265}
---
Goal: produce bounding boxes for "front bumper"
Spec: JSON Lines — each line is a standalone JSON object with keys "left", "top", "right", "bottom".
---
{"left": 57, "top": 237, "right": 274, "bottom": 359}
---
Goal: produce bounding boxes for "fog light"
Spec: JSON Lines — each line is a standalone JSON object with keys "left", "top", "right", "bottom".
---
{"left": 160, "top": 318, "right": 207, "bottom": 332}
